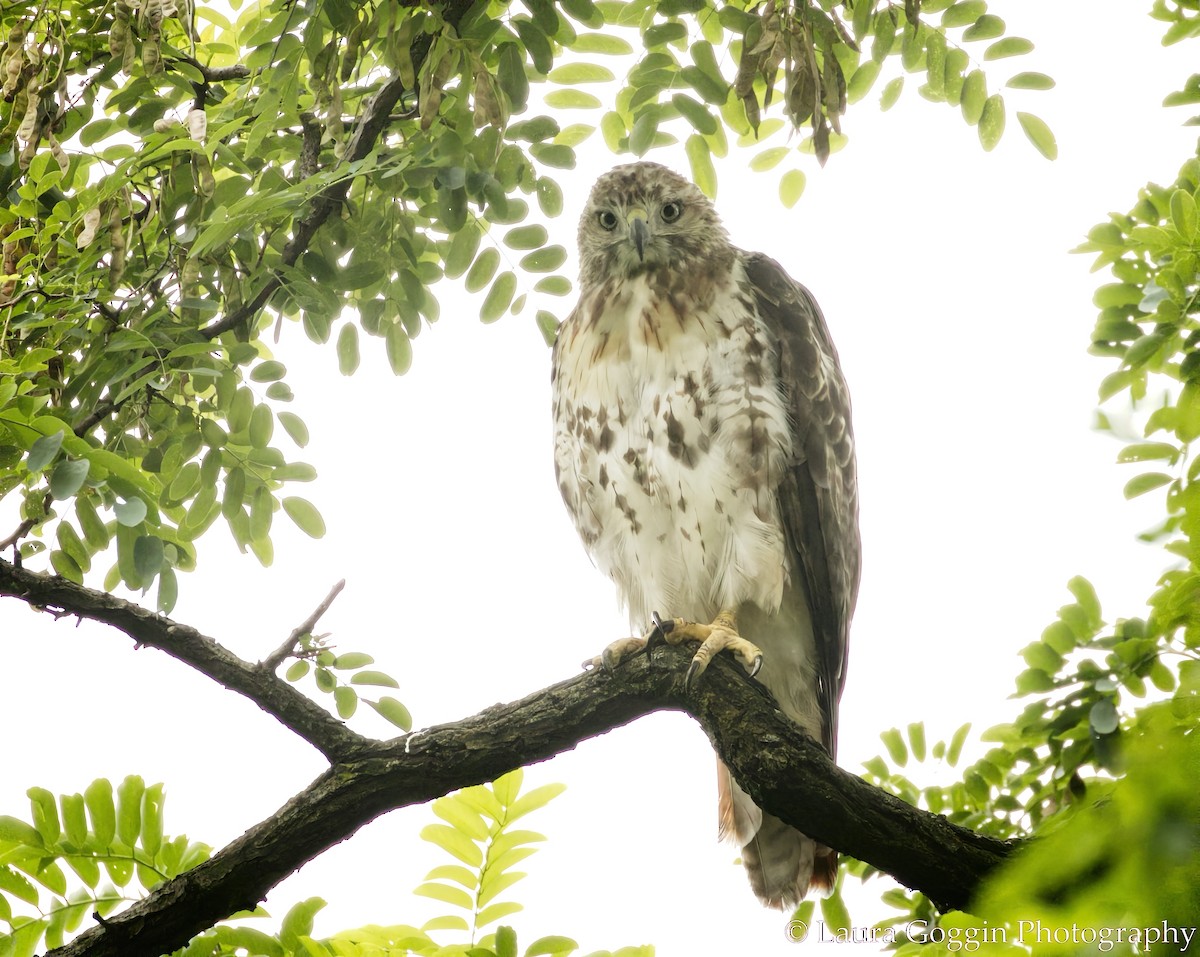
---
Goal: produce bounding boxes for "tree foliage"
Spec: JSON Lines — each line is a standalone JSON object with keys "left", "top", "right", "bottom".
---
{"left": 0, "top": 0, "right": 1048, "bottom": 607}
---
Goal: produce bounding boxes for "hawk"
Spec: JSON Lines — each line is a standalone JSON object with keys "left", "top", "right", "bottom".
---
{"left": 551, "top": 161, "right": 860, "bottom": 908}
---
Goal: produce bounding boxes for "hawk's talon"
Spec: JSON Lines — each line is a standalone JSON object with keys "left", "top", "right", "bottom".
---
{"left": 645, "top": 611, "right": 669, "bottom": 653}
{"left": 748, "top": 654, "right": 763, "bottom": 679}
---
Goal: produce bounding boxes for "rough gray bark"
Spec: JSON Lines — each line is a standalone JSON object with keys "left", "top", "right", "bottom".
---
{"left": 0, "top": 558, "right": 1014, "bottom": 957}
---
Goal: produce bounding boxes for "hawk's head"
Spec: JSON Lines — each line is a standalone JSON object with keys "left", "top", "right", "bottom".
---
{"left": 577, "top": 162, "right": 730, "bottom": 286}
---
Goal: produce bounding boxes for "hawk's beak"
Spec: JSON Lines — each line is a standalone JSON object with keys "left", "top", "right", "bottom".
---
{"left": 626, "top": 207, "right": 649, "bottom": 261}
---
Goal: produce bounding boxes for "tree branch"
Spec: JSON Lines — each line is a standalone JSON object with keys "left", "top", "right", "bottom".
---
{"left": 0, "top": 559, "right": 364, "bottom": 762}
{"left": 3, "top": 559, "right": 1014, "bottom": 956}
{"left": 37, "top": 644, "right": 1013, "bottom": 957}
{"left": 261, "top": 578, "right": 346, "bottom": 672}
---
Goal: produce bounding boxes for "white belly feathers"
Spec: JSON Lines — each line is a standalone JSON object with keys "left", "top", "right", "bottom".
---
{"left": 553, "top": 268, "right": 794, "bottom": 630}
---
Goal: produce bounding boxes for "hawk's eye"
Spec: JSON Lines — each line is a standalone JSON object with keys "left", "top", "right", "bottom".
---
{"left": 661, "top": 201, "right": 683, "bottom": 223}
{"left": 597, "top": 210, "right": 619, "bottom": 231}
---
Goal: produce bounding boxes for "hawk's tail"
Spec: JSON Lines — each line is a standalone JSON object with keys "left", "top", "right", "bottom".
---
{"left": 717, "top": 760, "right": 838, "bottom": 909}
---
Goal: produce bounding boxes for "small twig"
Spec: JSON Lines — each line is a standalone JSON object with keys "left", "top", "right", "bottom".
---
{"left": 0, "top": 560, "right": 364, "bottom": 760}
{"left": 0, "top": 519, "right": 34, "bottom": 552}
{"left": 261, "top": 579, "right": 346, "bottom": 672}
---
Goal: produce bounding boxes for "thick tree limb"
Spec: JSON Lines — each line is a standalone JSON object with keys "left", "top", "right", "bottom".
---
{"left": 37, "top": 647, "right": 1013, "bottom": 957}
{"left": 0, "top": 559, "right": 363, "bottom": 762}
{"left": 1, "top": 560, "right": 1015, "bottom": 957}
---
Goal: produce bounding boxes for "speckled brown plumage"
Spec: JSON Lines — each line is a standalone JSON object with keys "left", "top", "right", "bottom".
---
{"left": 552, "top": 161, "right": 860, "bottom": 909}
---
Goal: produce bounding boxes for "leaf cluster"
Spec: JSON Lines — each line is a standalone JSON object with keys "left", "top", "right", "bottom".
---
{"left": 283, "top": 637, "right": 412, "bottom": 731}
{"left": 0, "top": 770, "right": 648, "bottom": 957}
{"left": 0, "top": 775, "right": 211, "bottom": 956}
{"left": 0, "top": 0, "right": 1056, "bottom": 598}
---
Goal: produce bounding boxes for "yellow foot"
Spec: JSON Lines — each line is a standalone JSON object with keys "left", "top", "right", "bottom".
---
{"left": 583, "top": 610, "right": 763, "bottom": 692}
{"left": 582, "top": 635, "right": 646, "bottom": 672}
{"left": 653, "top": 609, "right": 763, "bottom": 691}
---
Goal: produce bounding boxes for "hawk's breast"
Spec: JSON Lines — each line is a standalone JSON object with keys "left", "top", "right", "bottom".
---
{"left": 552, "top": 262, "right": 794, "bottom": 628}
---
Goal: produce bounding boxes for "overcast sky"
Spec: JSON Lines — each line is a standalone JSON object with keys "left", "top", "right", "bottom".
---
{"left": 3, "top": 2, "right": 1198, "bottom": 955}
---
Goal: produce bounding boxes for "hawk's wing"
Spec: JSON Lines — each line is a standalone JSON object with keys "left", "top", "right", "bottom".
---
{"left": 744, "top": 252, "right": 860, "bottom": 757}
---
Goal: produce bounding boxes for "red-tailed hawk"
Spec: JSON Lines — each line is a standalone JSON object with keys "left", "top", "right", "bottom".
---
{"left": 551, "top": 161, "right": 860, "bottom": 908}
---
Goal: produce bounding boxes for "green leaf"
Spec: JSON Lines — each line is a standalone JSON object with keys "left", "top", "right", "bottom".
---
{"left": 1123, "top": 470, "right": 1173, "bottom": 499}
{"left": 50, "top": 458, "right": 91, "bottom": 499}
{"left": 544, "top": 89, "right": 602, "bottom": 110}
{"left": 880, "top": 76, "right": 904, "bottom": 111}
{"left": 420, "top": 824, "right": 483, "bottom": 866}
{"left": 571, "top": 33, "right": 631, "bottom": 54}
{"left": 1007, "top": 71, "right": 1055, "bottom": 90}
{"left": 415, "top": 880, "right": 474, "bottom": 910}
{"left": 84, "top": 779, "right": 116, "bottom": 846}
{"left": 984, "top": 36, "right": 1034, "bottom": 60}
{"left": 961, "top": 69, "right": 986, "bottom": 124}
{"left": 520, "top": 246, "right": 567, "bottom": 273}
{"left": 278, "top": 411, "right": 309, "bottom": 447}
{"left": 629, "top": 111, "right": 658, "bottom": 156}
{"left": 947, "top": 723, "right": 971, "bottom": 765}
{"left": 819, "top": 889, "right": 851, "bottom": 934}
{"left": 333, "top": 652, "right": 374, "bottom": 670}
{"left": 370, "top": 695, "right": 412, "bottom": 730}
{"left": 61, "top": 792, "right": 87, "bottom": 847}
{"left": 1016, "top": 111, "right": 1056, "bottom": 159}
{"left": 249, "top": 403, "right": 274, "bottom": 448}
{"left": 941, "top": 0, "right": 986, "bottom": 28}
{"left": 133, "top": 535, "right": 164, "bottom": 582}
{"left": 283, "top": 497, "right": 326, "bottom": 537}
{"left": 116, "top": 775, "right": 144, "bottom": 847}
{"left": 907, "top": 722, "right": 927, "bottom": 762}
{"left": 114, "top": 496, "right": 148, "bottom": 527}
{"left": 505, "top": 225, "right": 549, "bottom": 250}
{"left": 1089, "top": 700, "right": 1118, "bottom": 734}
{"left": 536, "top": 178, "right": 564, "bottom": 216}
{"left": 1172, "top": 188, "right": 1198, "bottom": 239}
{"left": 434, "top": 796, "right": 490, "bottom": 841}
{"left": 334, "top": 685, "right": 358, "bottom": 719}
{"left": 466, "top": 247, "right": 501, "bottom": 294}
{"left": 285, "top": 660, "right": 310, "bottom": 682}
{"left": 671, "top": 93, "right": 717, "bottom": 135}
{"left": 476, "top": 901, "right": 523, "bottom": 928}
{"left": 27, "top": 788, "right": 60, "bottom": 844}
{"left": 281, "top": 898, "right": 326, "bottom": 951}
{"left": 507, "top": 783, "right": 567, "bottom": 821}
{"left": 26, "top": 431, "right": 65, "bottom": 472}
{"left": 525, "top": 935, "right": 578, "bottom": 957}
{"left": 749, "top": 146, "right": 789, "bottom": 172}
{"left": 547, "top": 62, "right": 614, "bottom": 83}
{"left": 250, "top": 360, "right": 286, "bottom": 382}
{"left": 685, "top": 134, "right": 716, "bottom": 198}
{"left": 978, "top": 93, "right": 1005, "bottom": 149}
{"left": 349, "top": 670, "right": 400, "bottom": 688}
{"left": 779, "top": 169, "right": 806, "bottom": 208}
{"left": 496, "top": 925, "right": 518, "bottom": 957}
{"left": 880, "top": 728, "right": 907, "bottom": 766}
{"left": 963, "top": 13, "right": 1005, "bottom": 40}
{"left": 337, "top": 324, "right": 360, "bottom": 376}
{"left": 481, "top": 271, "right": 517, "bottom": 323}
{"left": 383, "top": 320, "right": 414, "bottom": 377}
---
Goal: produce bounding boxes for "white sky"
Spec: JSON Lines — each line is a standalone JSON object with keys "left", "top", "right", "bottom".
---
{"left": 2, "top": 2, "right": 1197, "bottom": 955}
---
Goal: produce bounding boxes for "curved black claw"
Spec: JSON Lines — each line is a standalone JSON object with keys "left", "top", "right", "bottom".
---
{"left": 748, "top": 654, "right": 763, "bottom": 678}
{"left": 646, "top": 611, "right": 670, "bottom": 652}
{"left": 684, "top": 658, "right": 702, "bottom": 693}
